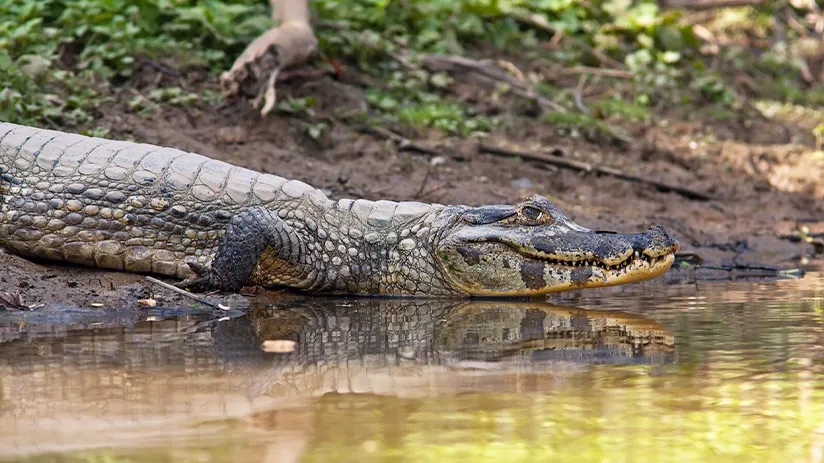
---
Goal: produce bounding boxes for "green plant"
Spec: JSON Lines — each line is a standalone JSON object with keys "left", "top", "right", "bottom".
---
{"left": 0, "top": 0, "right": 269, "bottom": 126}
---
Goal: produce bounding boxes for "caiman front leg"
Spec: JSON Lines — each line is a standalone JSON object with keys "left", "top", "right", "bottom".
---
{"left": 221, "top": 0, "right": 317, "bottom": 116}
{"left": 177, "top": 207, "right": 312, "bottom": 292}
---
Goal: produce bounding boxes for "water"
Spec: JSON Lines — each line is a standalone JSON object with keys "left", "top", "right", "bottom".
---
{"left": 1, "top": 267, "right": 823, "bottom": 463}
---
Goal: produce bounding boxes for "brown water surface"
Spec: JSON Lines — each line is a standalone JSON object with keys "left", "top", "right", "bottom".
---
{"left": 1, "top": 267, "right": 823, "bottom": 462}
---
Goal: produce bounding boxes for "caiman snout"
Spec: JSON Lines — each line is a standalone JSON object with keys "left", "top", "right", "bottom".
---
{"left": 435, "top": 197, "right": 682, "bottom": 296}
{"left": 523, "top": 223, "right": 679, "bottom": 267}
{"left": 628, "top": 225, "right": 680, "bottom": 257}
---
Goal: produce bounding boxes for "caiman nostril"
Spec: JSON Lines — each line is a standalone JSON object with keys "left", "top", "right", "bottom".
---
{"left": 646, "top": 225, "right": 680, "bottom": 250}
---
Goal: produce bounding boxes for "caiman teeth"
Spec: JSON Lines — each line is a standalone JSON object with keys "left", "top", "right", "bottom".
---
{"left": 536, "top": 252, "right": 664, "bottom": 270}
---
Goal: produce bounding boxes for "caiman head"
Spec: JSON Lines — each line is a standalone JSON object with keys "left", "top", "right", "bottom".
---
{"left": 434, "top": 195, "right": 679, "bottom": 296}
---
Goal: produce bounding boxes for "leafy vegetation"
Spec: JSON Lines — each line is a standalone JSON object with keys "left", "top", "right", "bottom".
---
{"left": 0, "top": 0, "right": 822, "bottom": 136}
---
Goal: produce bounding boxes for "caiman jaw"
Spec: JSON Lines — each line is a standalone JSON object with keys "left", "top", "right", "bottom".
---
{"left": 453, "top": 237, "right": 679, "bottom": 296}
{"left": 517, "top": 248, "right": 672, "bottom": 271}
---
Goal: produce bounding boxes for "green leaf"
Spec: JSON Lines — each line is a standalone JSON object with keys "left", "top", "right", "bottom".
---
{"left": 0, "top": 51, "right": 12, "bottom": 71}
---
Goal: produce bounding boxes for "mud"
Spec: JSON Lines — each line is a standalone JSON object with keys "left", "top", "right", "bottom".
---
{"left": 2, "top": 59, "right": 823, "bottom": 310}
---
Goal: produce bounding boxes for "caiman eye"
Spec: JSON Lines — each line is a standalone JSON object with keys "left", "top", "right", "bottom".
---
{"left": 521, "top": 206, "right": 543, "bottom": 222}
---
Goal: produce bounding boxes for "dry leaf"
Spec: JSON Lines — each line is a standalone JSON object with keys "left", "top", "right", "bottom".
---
{"left": 261, "top": 340, "right": 297, "bottom": 353}
{"left": 138, "top": 298, "right": 157, "bottom": 307}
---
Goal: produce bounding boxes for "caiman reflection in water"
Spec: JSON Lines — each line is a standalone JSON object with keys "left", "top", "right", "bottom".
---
{"left": 0, "top": 299, "right": 673, "bottom": 460}
{"left": 242, "top": 299, "right": 676, "bottom": 379}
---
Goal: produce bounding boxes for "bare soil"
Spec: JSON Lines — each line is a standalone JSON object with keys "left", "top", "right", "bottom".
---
{"left": 3, "top": 57, "right": 823, "bottom": 311}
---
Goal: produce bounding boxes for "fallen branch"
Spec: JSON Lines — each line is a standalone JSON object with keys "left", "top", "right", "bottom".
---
{"left": 478, "top": 143, "right": 713, "bottom": 201}
{"left": 573, "top": 74, "right": 589, "bottom": 113}
{"left": 559, "top": 66, "right": 633, "bottom": 79}
{"left": 146, "top": 276, "right": 220, "bottom": 309}
{"left": 417, "top": 181, "right": 450, "bottom": 200}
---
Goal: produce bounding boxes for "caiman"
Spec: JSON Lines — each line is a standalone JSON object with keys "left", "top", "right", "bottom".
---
{"left": 0, "top": 122, "right": 679, "bottom": 297}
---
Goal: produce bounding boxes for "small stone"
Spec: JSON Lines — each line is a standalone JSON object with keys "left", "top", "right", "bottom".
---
{"left": 215, "top": 126, "right": 249, "bottom": 144}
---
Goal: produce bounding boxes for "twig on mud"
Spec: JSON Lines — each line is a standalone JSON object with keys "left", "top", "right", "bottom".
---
{"left": 573, "top": 74, "right": 589, "bottom": 113}
{"left": 0, "top": 291, "right": 32, "bottom": 311}
{"left": 138, "top": 57, "right": 181, "bottom": 78}
{"left": 145, "top": 276, "right": 220, "bottom": 309}
{"left": 478, "top": 143, "right": 713, "bottom": 201}
{"left": 358, "top": 126, "right": 446, "bottom": 156}
{"left": 414, "top": 164, "right": 434, "bottom": 199}
{"left": 417, "top": 181, "right": 451, "bottom": 200}
{"left": 559, "top": 66, "right": 633, "bottom": 79}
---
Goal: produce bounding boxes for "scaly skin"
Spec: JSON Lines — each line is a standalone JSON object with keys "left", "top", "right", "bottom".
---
{"left": 0, "top": 122, "right": 679, "bottom": 297}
